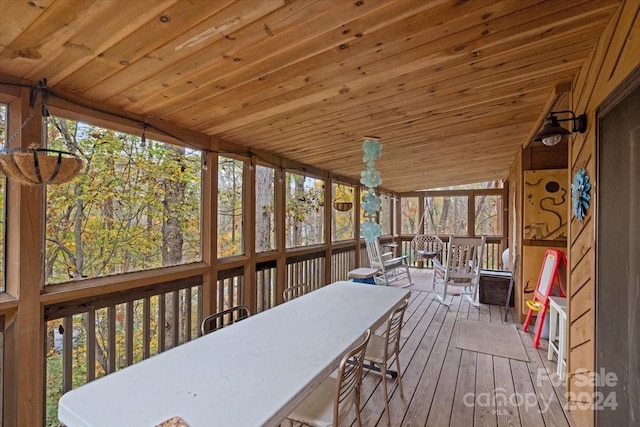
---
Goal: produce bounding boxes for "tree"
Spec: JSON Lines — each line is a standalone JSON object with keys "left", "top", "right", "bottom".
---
{"left": 255, "top": 165, "right": 275, "bottom": 252}
{"left": 43, "top": 117, "right": 202, "bottom": 426}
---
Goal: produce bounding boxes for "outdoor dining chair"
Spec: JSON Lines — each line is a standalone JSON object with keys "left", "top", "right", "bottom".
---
{"left": 286, "top": 329, "right": 371, "bottom": 427}
{"left": 283, "top": 283, "right": 311, "bottom": 302}
{"left": 200, "top": 305, "right": 251, "bottom": 335}
{"left": 363, "top": 298, "right": 408, "bottom": 426}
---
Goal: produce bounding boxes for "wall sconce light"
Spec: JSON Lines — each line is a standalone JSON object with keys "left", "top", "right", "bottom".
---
{"left": 533, "top": 110, "right": 587, "bottom": 146}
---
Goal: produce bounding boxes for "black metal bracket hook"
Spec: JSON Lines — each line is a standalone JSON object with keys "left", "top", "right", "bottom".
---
{"left": 28, "top": 78, "right": 50, "bottom": 116}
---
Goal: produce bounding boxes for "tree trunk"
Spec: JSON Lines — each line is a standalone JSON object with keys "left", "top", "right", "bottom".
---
{"left": 162, "top": 146, "right": 187, "bottom": 348}
{"left": 255, "top": 166, "right": 273, "bottom": 252}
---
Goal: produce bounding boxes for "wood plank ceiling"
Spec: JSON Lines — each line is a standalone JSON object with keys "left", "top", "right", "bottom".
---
{"left": 0, "top": 0, "right": 621, "bottom": 192}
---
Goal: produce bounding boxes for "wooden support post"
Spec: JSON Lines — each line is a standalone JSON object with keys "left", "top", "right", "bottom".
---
{"left": 4, "top": 90, "right": 45, "bottom": 427}
{"left": 275, "top": 168, "right": 286, "bottom": 304}
{"left": 201, "top": 148, "right": 216, "bottom": 318}
{"left": 245, "top": 156, "right": 257, "bottom": 312}
{"left": 324, "top": 178, "right": 333, "bottom": 284}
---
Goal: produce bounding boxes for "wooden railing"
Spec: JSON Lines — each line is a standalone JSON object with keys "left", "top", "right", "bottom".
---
{"left": 217, "top": 267, "right": 245, "bottom": 311}
{"left": 43, "top": 276, "right": 203, "bottom": 426}
{"left": 330, "top": 244, "right": 357, "bottom": 283}
{"left": 255, "top": 260, "right": 277, "bottom": 313}
{"left": 286, "top": 249, "right": 326, "bottom": 291}
{"left": 41, "top": 235, "right": 511, "bottom": 426}
{"left": 400, "top": 235, "right": 505, "bottom": 270}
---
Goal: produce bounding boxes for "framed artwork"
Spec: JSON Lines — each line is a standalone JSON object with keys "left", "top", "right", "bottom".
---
{"left": 523, "top": 169, "right": 568, "bottom": 240}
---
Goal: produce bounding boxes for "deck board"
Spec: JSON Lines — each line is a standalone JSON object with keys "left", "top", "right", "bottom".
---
{"left": 284, "top": 269, "right": 574, "bottom": 426}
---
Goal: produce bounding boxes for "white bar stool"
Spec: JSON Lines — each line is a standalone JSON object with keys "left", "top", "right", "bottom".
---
{"left": 547, "top": 296, "right": 567, "bottom": 380}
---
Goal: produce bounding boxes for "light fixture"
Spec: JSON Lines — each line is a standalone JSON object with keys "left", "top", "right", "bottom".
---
{"left": 533, "top": 110, "right": 587, "bottom": 146}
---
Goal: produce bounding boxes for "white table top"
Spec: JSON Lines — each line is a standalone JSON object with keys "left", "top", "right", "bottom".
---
{"left": 58, "top": 281, "right": 410, "bottom": 427}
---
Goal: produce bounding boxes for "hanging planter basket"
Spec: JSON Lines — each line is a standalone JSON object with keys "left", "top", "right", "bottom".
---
{"left": 0, "top": 147, "right": 84, "bottom": 185}
{"left": 333, "top": 201, "right": 353, "bottom": 211}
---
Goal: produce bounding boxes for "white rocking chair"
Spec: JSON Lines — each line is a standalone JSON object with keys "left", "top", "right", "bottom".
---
{"left": 432, "top": 235, "right": 485, "bottom": 306}
{"left": 365, "top": 238, "right": 413, "bottom": 287}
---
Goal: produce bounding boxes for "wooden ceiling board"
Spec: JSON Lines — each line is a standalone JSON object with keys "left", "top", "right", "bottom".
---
{"left": 124, "top": 0, "right": 445, "bottom": 116}
{"left": 220, "top": 20, "right": 603, "bottom": 142}
{"left": 0, "top": 0, "right": 54, "bottom": 54}
{"left": 81, "top": 0, "right": 284, "bottom": 102}
{"left": 195, "top": 2, "right": 614, "bottom": 136}
{"left": 0, "top": 0, "right": 623, "bottom": 192}
{"left": 55, "top": 0, "right": 238, "bottom": 94}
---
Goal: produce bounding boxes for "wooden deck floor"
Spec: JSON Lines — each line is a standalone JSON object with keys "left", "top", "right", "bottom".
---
{"left": 345, "top": 269, "right": 575, "bottom": 427}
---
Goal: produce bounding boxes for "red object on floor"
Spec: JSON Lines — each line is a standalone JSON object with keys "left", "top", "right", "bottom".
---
{"left": 522, "top": 249, "right": 567, "bottom": 348}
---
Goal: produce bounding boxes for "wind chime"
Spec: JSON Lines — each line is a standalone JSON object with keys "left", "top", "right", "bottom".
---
{"left": 360, "top": 136, "right": 382, "bottom": 242}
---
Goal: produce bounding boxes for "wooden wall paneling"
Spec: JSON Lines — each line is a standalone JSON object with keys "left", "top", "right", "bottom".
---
{"left": 523, "top": 169, "right": 569, "bottom": 241}
{"left": 570, "top": 248, "right": 594, "bottom": 299}
{"left": 569, "top": 398, "right": 594, "bottom": 427}
{"left": 569, "top": 216, "right": 594, "bottom": 274}
{"left": 590, "top": 1, "right": 640, "bottom": 104}
{"left": 571, "top": 308, "right": 593, "bottom": 348}
{"left": 571, "top": 1, "right": 622, "bottom": 112}
{"left": 570, "top": 278, "right": 592, "bottom": 320}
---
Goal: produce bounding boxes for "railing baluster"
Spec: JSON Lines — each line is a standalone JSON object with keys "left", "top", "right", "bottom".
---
{"left": 86, "top": 310, "right": 95, "bottom": 382}
{"left": 184, "top": 287, "right": 192, "bottom": 343}
{"left": 62, "top": 316, "right": 73, "bottom": 393}
{"left": 143, "top": 297, "right": 150, "bottom": 359}
{"left": 172, "top": 290, "right": 180, "bottom": 348}
{"left": 126, "top": 301, "right": 133, "bottom": 367}
{"left": 158, "top": 296, "right": 166, "bottom": 353}
{"left": 107, "top": 306, "right": 116, "bottom": 374}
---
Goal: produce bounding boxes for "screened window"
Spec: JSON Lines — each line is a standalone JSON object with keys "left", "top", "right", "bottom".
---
{"left": 285, "top": 172, "right": 324, "bottom": 248}
{"left": 475, "top": 194, "right": 502, "bottom": 236}
{"left": 331, "top": 183, "right": 354, "bottom": 241}
{"left": 218, "top": 156, "right": 244, "bottom": 257}
{"left": 45, "top": 116, "right": 202, "bottom": 284}
{"left": 424, "top": 196, "right": 469, "bottom": 236}
{"left": 0, "top": 104, "right": 5, "bottom": 291}
{"left": 400, "top": 197, "right": 419, "bottom": 234}
{"left": 255, "top": 165, "right": 276, "bottom": 252}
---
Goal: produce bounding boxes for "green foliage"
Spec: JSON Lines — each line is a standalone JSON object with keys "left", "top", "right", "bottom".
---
{"left": 218, "top": 156, "right": 244, "bottom": 257}
{"left": 45, "top": 286, "right": 201, "bottom": 427}
{"left": 45, "top": 118, "right": 202, "bottom": 284}
{"left": 332, "top": 183, "right": 354, "bottom": 241}
{"left": 285, "top": 172, "right": 325, "bottom": 247}
{"left": 401, "top": 197, "right": 419, "bottom": 234}
{"left": 255, "top": 165, "right": 276, "bottom": 252}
